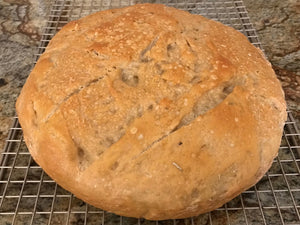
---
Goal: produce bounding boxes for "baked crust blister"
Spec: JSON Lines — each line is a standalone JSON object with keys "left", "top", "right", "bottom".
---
{"left": 16, "top": 4, "right": 287, "bottom": 220}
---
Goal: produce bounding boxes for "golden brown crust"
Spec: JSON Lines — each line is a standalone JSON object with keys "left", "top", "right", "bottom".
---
{"left": 16, "top": 4, "right": 287, "bottom": 220}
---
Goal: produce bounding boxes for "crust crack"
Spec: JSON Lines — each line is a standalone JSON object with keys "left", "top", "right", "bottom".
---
{"left": 185, "top": 38, "right": 198, "bottom": 56}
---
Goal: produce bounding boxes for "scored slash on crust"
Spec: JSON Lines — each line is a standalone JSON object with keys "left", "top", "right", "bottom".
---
{"left": 131, "top": 75, "right": 246, "bottom": 160}
{"left": 44, "top": 76, "right": 104, "bottom": 122}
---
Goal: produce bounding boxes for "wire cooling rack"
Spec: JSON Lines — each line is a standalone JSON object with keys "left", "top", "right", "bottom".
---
{"left": 1, "top": 0, "right": 300, "bottom": 224}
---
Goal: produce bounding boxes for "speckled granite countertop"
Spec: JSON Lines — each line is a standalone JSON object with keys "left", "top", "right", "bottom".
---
{"left": 244, "top": 0, "right": 300, "bottom": 125}
{"left": 0, "top": 0, "right": 51, "bottom": 150}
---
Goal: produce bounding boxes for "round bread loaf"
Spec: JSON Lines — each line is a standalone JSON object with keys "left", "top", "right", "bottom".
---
{"left": 16, "top": 4, "right": 287, "bottom": 220}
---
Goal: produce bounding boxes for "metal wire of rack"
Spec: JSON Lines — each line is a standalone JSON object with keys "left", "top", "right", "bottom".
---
{"left": 1, "top": 0, "right": 300, "bottom": 224}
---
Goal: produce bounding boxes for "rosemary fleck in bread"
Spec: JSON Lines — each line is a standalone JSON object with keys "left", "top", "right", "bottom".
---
{"left": 16, "top": 4, "right": 287, "bottom": 220}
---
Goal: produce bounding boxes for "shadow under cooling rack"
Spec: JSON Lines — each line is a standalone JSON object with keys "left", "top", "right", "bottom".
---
{"left": 1, "top": 0, "right": 300, "bottom": 224}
